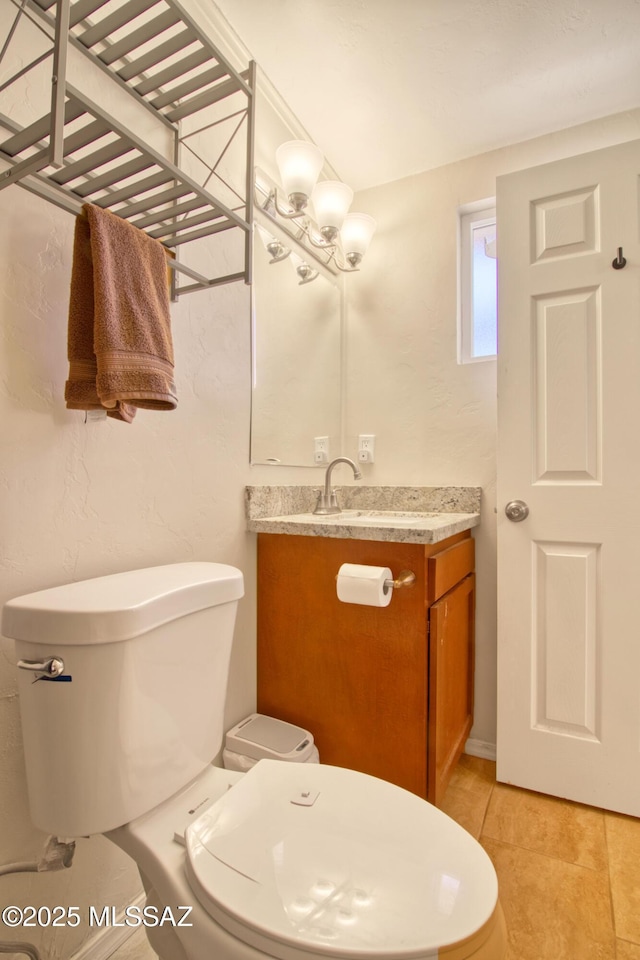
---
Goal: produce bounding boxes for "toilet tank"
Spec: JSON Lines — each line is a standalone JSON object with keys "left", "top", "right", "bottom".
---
{"left": 1, "top": 562, "right": 244, "bottom": 838}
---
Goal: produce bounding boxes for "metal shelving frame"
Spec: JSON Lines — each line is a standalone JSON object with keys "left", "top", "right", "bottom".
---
{"left": 0, "top": 0, "right": 255, "bottom": 294}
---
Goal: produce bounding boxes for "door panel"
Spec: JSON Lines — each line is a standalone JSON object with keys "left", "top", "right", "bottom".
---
{"left": 497, "top": 139, "right": 640, "bottom": 814}
{"left": 532, "top": 540, "right": 599, "bottom": 740}
{"left": 533, "top": 287, "right": 601, "bottom": 483}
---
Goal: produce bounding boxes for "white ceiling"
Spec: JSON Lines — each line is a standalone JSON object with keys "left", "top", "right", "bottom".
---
{"left": 213, "top": 0, "right": 640, "bottom": 191}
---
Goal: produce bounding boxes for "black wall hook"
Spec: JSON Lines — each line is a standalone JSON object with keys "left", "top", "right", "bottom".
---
{"left": 612, "top": 247, "right": 627, "bottom": 269}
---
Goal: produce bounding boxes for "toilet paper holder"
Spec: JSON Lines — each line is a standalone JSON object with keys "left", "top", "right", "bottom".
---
{"left": 383, "top": 570, "right": 416, "bottom": 593}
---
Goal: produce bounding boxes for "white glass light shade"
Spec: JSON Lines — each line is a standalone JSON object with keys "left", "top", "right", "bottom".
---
{"left": 275, "top": 140, "right": 323, "bottom": 201}
{"left": 340, "top": 213, "right": 377, "bottom": 263}
{"left": 311, "top": 180, "right": 353, "bottom": 232}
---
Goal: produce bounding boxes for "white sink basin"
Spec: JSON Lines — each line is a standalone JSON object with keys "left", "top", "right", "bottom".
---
{"left": 290, "top": 510, "right": 445, "bottom": 528}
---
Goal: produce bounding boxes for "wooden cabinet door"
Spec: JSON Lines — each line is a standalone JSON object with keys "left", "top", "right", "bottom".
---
{"left": 257, "top": 534, "right": 429, "bottom": 798}
{"left": 428, "top": 573, "right": 475, "bottom": 806}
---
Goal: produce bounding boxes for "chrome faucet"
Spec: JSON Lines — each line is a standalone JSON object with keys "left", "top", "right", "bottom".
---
{"left": 314, "top": 457, "right": 362, "bottom": 515}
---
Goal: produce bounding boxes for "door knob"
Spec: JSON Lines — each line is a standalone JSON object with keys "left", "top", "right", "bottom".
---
{"left": 505, "top": 500, "right": 529, "bottom": 522}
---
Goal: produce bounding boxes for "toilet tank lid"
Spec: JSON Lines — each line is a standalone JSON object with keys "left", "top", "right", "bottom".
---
{"left": 1, "top": 562, "right": 244, "bottom": 646}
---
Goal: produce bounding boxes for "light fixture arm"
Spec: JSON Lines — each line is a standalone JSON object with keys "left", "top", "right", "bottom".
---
{"left": 286, "top": 215, "right": 360, "bottom": 270}
{"left": 330, "top": 257, "right": 361, "bottom": 273}
{"left": 268, "top": 188, "right": 310, "bottom": 220}
{"left": 305, "top": 230, "right": 334, "bottom": 250}
{"left": 305, "top": 230, "right": 361, "bottom": 270}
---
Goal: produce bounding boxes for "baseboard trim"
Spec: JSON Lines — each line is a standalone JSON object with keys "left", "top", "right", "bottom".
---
{"left": 69, "top": 892, "right": 146, "bottom": 960}
{"left": 464, "top": 738, "right": 497, "bottom": 762}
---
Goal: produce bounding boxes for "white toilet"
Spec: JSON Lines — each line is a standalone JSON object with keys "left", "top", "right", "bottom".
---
{"left": 2, "top": 562, "right": 506, "bottom": 960}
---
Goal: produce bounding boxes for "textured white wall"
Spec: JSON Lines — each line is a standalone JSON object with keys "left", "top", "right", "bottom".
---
{"left": 344, "top": 107, "right": 640, "bottom": 748}
{"left": 0, "top": 187, "right": 249, "bottom": 957}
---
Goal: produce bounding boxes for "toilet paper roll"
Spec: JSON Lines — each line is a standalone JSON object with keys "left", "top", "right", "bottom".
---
{"left": 336, "top": 563, "right": 393, "bottom": 607}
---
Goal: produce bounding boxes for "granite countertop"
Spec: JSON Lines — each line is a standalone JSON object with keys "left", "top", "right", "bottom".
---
{"left": 245, "top": 486, "right": 481, "bottom": 544}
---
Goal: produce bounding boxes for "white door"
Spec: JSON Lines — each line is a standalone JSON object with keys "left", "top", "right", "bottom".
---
{"left": 496, "top": 139, "right": 640, "bottom": 815}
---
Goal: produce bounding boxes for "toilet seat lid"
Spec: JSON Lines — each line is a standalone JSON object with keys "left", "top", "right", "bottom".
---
{"left": 185, "top": 760, "right": 497, "bottom": 960}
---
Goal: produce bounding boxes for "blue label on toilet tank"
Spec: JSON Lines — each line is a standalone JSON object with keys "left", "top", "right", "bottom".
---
{"left": 32, "top": 675, "right": 73, "bottom": 683}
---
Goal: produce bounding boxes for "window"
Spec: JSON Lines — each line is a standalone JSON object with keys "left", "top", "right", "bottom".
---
{"left": 458, "top": 202, "right": 497, "bottom": 363}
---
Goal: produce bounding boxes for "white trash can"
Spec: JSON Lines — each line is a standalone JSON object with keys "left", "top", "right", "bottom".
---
{"left": 223, "top": 713, "right": 319, "bottom": 772}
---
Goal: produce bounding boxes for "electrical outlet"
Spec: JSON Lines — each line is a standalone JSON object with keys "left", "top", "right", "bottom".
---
{"left": 358, "top": 434, "right": 375, "bottom": 463}
{"left": 314, "top": 436, "right": 330, "bottom": 463}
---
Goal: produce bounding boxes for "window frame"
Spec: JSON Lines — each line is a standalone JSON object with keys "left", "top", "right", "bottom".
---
{"left": 458, "top": 200, "right": 497, "bottom": 364}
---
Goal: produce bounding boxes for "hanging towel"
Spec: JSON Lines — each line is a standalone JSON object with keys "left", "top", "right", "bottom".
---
{"left": 65, "top": 203, "right": 177, "bottom": 423}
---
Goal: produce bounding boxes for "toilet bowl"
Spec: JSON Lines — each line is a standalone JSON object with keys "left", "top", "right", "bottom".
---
{"left": 2, "top": 563, "right": 507, "bottom": 960}
{"left": 108, "top": 760, "right": 506, "bottom": 960}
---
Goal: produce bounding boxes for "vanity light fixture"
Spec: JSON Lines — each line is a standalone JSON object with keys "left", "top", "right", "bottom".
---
{"left": 257, "top": 139, "right": 376, "bottom": 272}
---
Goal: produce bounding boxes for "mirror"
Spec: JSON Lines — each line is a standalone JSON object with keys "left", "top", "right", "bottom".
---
{"left": 250, "top": 217, "right": 343, "bottom": 466}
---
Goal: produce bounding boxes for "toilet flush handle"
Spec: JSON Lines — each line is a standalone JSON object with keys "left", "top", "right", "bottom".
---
{"left": 17, "top": 656, "right": 65, "bottom": 678}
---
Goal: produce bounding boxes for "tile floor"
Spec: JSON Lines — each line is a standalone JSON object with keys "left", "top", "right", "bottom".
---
{"left": 441, "top": 756, "right": 640, "bottom": 960}
{"left": 110, "top": 756, "right": 640, "bottom": 960}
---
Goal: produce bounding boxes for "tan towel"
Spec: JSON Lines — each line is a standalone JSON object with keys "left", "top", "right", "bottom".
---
{"left": 65, "top": 203, "right": 177, "bottom": 423}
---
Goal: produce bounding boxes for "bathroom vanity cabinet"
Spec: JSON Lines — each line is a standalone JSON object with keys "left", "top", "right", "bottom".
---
{"left": 256, "top": 530, "right": 475, "bottom": 805}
